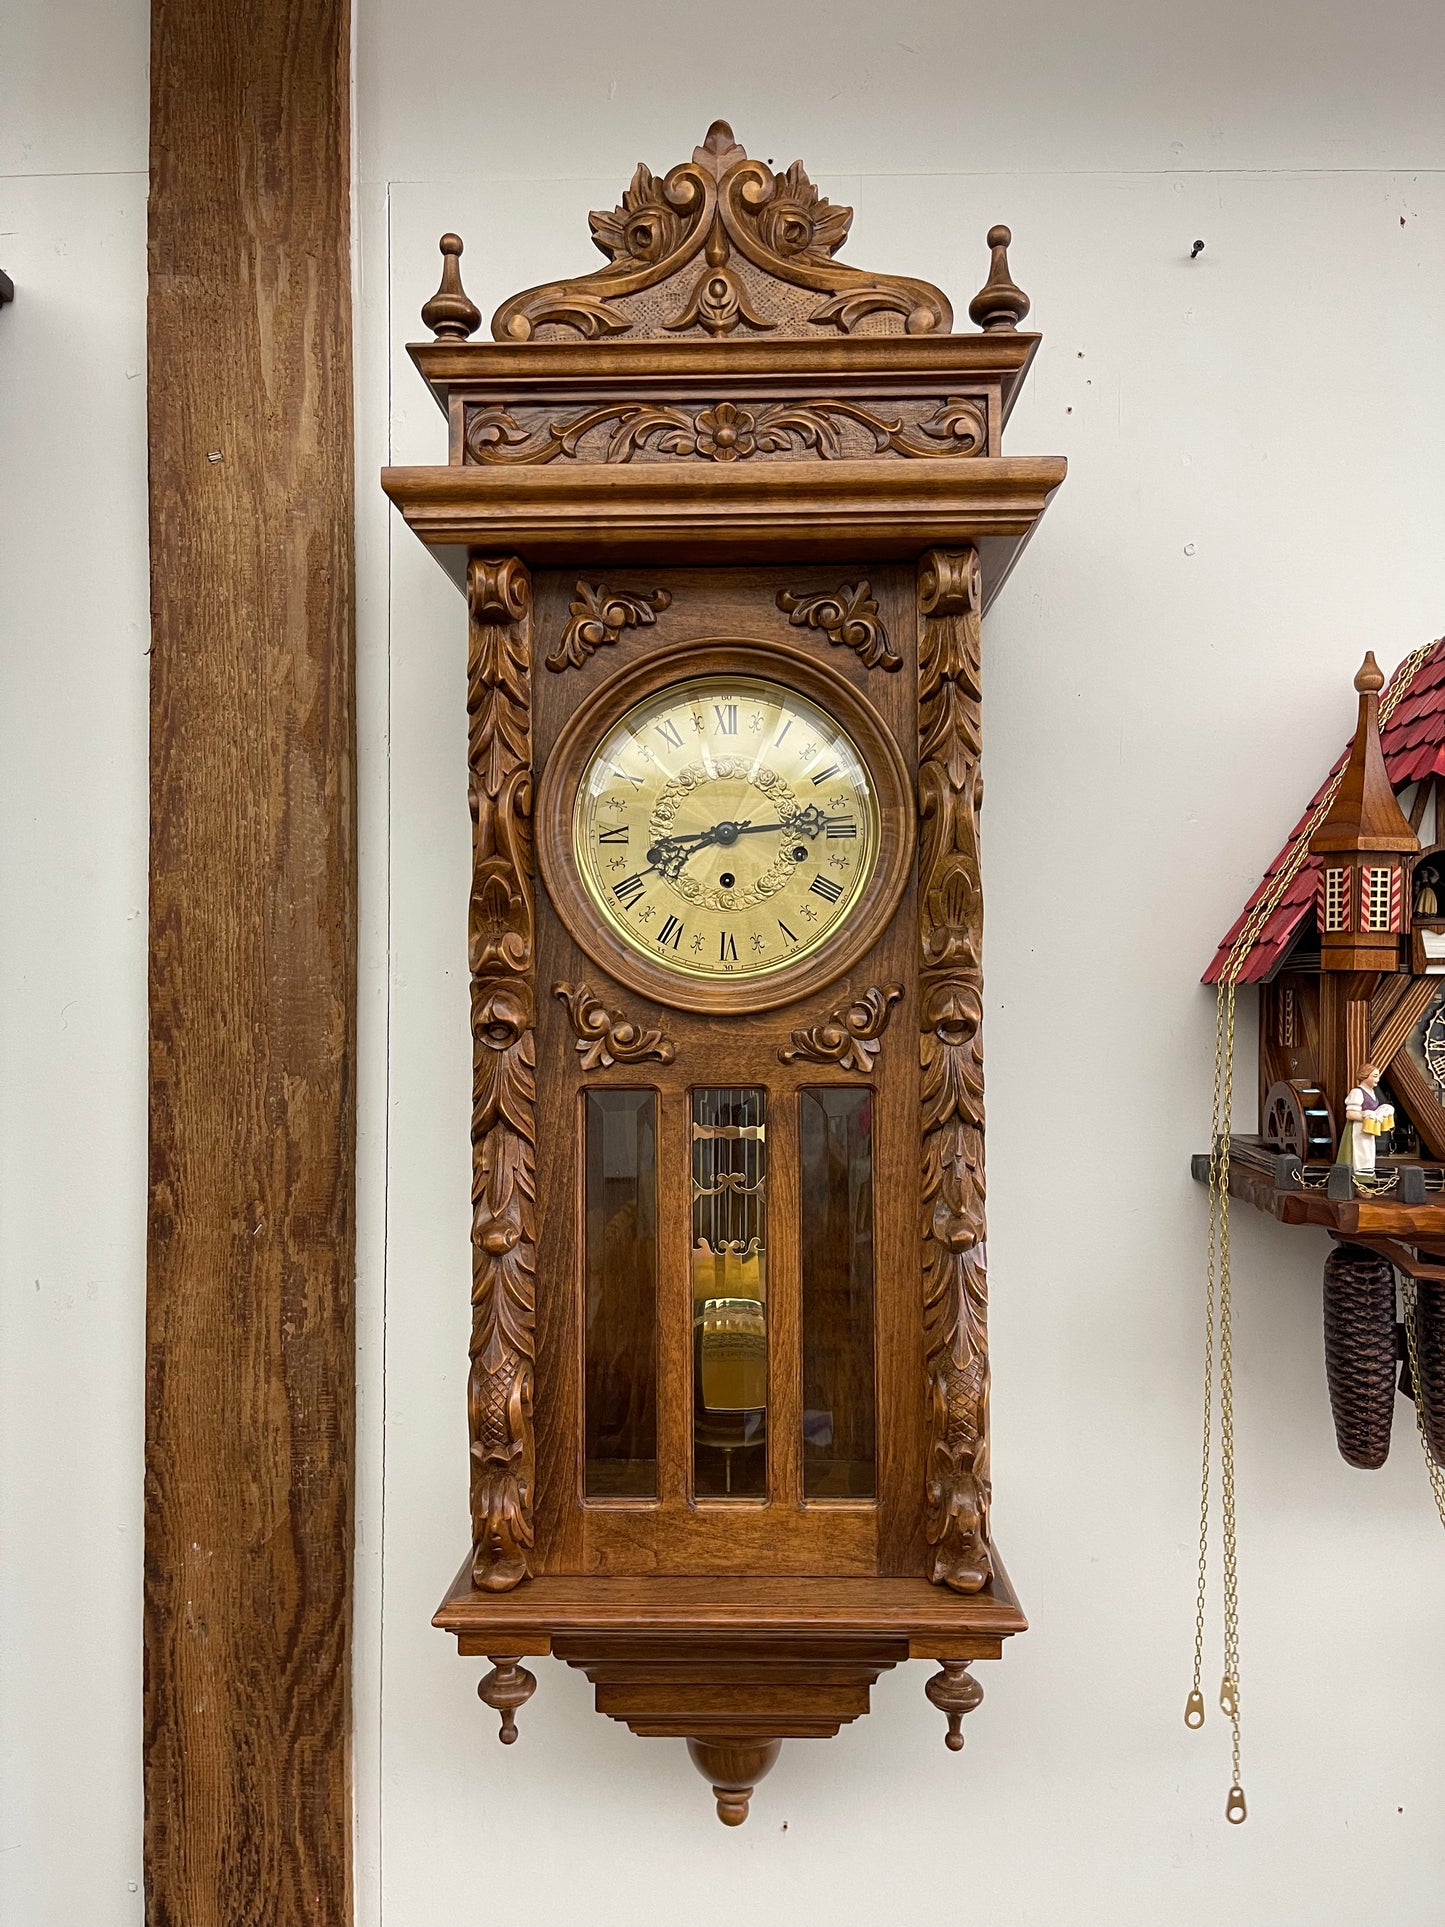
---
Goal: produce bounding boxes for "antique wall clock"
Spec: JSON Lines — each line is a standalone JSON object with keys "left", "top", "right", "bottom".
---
{"left": 383, "top": 120, "right": 1066, "bottom": 1822}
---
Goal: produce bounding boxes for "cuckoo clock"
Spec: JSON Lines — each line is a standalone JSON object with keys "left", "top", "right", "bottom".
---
{"left": 383, "top": 120, "right": 1066, "bottom": 1822}
{"left": 1198, "top": 642, "right": 1445, "bottom": 1475}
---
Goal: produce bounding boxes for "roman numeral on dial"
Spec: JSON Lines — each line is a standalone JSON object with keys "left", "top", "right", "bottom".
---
{"left": 654, "top": 718, "right": 682, "bottom": 748}
{"left": 810, "top": 763, "right": 840, "bottom": 786}
{"left": 658, "top": 914, "right": 684, "bottom": 949}
{"left": 597, "top": 824, "right": 629, "bottom": 844}
{"left": 809, "top": 875, "right": 843, "bottom": 903}
{"left": 713, "top": 703, "right": 738, "bottom": 735}
{"left": 825, "top": 820, "right": 856, "bottom": 838}
{"left": 613, "top": 874, "right": 647, "bottom": 908}
{"left": 720, "top": 932, "right": 738, "bottom": 962}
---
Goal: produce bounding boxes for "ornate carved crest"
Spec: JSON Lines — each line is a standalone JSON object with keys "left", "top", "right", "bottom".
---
{"left": 490, "top": 120, "right": 953, "bottom": 344}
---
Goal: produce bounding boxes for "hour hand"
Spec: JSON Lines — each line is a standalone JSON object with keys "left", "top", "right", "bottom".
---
{"left": 646, "top": 827, "right": 718, "bottom": 879}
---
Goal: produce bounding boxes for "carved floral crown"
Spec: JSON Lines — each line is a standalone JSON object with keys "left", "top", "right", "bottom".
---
{"left": 421, "top": 120, "right": 1031, "bottom": 346}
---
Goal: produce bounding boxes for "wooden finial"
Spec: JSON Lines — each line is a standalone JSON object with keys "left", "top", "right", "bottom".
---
{"left": 477, "top": 1656, "right": 536, "bottom": 1744}
{"left": 421, "top": 233, "right": 481, "bottom": 340}
{"left": 1355, "top": 651, "right": 1385, "bottom": 695}
{"left": 968, "top": 224, "right": 1031, "bottom": 332}
{"left": 693, "top": 119, "right": 747, "bottom": 177}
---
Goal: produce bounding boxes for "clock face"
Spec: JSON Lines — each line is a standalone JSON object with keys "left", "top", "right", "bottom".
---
{"left": 573, "top": 674, "right": 880, "bottom": 981}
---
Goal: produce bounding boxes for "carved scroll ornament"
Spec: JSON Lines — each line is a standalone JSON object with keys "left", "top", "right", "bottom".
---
{"left": 553, "top": 982, "right": 676, "bottom": 1071}
{"left": 779, "top": 985, "right": 903, "bottom": 1073}
{"left": 546, "top": 580, "right": 672, "bottom": 673}
{"left": 490, "top": 120, "right": 953, "bottom": 344}
{"left": 466, "top": 556, "right": 536, "bottom": 1593}
{"left": 464, "top": 395, "right": 988, "bottom": 467}
{"left": 917, "top": 547, "right": 991, "bottom": 1594}
{"left": 777, "top": 581, "right": 901, "bottom": 672}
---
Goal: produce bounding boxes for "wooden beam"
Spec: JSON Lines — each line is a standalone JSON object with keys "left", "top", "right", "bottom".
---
{"left": 145, "top": 4, "right": 355, "bottom": 1924}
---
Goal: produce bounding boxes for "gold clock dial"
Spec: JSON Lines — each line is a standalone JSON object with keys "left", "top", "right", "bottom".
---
{"left": 574, "top": 674, "right": 880, "bottom": 981}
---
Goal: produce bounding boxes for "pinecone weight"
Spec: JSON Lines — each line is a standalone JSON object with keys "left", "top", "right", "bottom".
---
{"left": 1322, "top": 1242, "right": 1397, "bottom": 1468}
{"left": 1412, "top": 1280, "right": 1445, "bottom": 1467}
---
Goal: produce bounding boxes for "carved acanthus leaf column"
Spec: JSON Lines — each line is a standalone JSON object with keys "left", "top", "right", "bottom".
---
{"left": 918, "top": 548, "right": 991, "bottom": 1594}
{"left": 466, "top": 555, "right": 537, "bottom": 1591}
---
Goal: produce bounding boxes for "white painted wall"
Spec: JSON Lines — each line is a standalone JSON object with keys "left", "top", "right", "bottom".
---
{"left": 8, "top": 4, "right": 1445, "bottom": 1924}
{"left": 355, "top": 4, "right": 1445, "bottom": 1925}
{"left": 0, "top": 4, "right": 150, "bottom": 1924}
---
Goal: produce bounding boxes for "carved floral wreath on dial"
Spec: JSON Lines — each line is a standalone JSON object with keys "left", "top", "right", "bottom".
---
{"left": 649, "top": 758, "right": 807, "bottom": 910}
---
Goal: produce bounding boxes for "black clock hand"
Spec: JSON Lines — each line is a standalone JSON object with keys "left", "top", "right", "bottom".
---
{"left": 646, "top": 805, "right": 851, "bottom": 878}
{"left": 645, "top": 817, "right": 766, "bottom": 875}
{"left": 717, "top": 807, "right": 845, "bottom": 840}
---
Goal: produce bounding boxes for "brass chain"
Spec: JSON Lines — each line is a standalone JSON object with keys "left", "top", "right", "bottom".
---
{"left": 1401, "top": 1281, "right": 1445, "bottom": 1530}
{"left": 1191, "top": 641, "right": 1435, "bottom": 1825}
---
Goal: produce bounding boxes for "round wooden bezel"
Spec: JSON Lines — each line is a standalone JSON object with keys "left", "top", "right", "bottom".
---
{"left": 535, "top": 637, "right": 916, "bottom": 1016}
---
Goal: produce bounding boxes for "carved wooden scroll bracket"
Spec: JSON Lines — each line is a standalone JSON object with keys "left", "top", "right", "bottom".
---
{"left": 553, "top": 981, "right": 676, "bottom": 1070}
{"left": 466, "top": 555, "right": 537, "bottom": 1593}
{"left": 778, "top": 984, "right": 903, "bottom": 1071}
{"left": 546, "top": 580, "right": 672, "bottom": 673}
{"left": 918, "top": 547, "right": 991, "bottom": 1593}
{"left": 777, "top": 581, "right": 901, "bottom": 671}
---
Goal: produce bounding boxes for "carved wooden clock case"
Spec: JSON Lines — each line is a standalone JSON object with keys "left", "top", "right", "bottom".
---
{"left": 382, "top": 121, "right": 1066, "bottom": 1823}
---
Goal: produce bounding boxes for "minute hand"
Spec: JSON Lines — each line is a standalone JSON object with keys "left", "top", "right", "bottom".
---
{"left": 735, "top": 805, "right": 839, "bottom": 839}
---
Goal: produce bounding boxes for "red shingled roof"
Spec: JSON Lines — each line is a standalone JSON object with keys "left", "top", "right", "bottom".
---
{"left": 1203, "top": 638, "right": 1445, "bottom": 984}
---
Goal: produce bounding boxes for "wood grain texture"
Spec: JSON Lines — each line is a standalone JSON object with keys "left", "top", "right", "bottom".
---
{"left": 464, "top": 556, "right": 537, "bottom": 1591}
{"left": 487, "top": 119, "right": 955, "bottom": 346}
{"left": 145, "top": 2, "right": 355, "bottom": 1922}
{"left": 917, "top": 550, "right": 991, "bottom": 1593}
{"left": 527, "top": 565, "right": 923, "bottom": 1579}
{"left": 434, "top": 1560, "right": 1027, "bottom": 1643}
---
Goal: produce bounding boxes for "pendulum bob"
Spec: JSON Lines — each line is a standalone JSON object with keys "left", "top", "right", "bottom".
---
{"left": 692, "top": 1259, "right": 768, "bottom": 1493}
{"left": 1322, "top": 1242, "right": 1398, "bottom": 1468}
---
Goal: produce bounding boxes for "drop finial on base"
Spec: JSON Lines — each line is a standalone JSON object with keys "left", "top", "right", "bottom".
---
{"left": 925, "top": 1659, "right": 984, "bottom": 1750}
{"left": 478, "top": 1656, "right": 536, "bottom": 1744}
{"left": 686, "top": 1737, "right": 782, "bottom": 1825}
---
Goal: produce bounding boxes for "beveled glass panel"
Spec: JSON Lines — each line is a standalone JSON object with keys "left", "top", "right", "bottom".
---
{"left": 692, "top": 1087, "right": 767, "bottom": 1498}
{"left": 583, "top": 1090, "right": 658, "bottom": 1498}
{"left": 800, "top": 1088, "right": 876, "bottom": 1499}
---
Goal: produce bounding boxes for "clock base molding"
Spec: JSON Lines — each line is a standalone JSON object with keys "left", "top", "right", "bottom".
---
{"left": 436, "top": 1557, "right": 1026, "bottom": 1822}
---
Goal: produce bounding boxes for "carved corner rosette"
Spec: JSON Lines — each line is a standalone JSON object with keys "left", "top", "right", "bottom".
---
{"left": 778, "top": 984, "right": 903, "bottom": 1073}
{"left": 546, "top": 579, "right": 672, "bottom": 673}
{"left": 917, "top": 547, "right": 992, "bottom": 1594}
{"left": 777, "top": 581, "right": 901, "bottom": 672}
{"left": 553, "top": 981, "right": 676, "bottom": 1071}
{"left": 466, "top": 556, "right": 537, "bottom": 1593}
{"left": 490, "top": 120, "right": 952, "bottom": 344}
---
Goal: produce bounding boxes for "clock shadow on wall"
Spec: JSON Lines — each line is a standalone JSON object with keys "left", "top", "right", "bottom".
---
{"left": 382, "top": 118, "right": 1067, "bottom": 1823}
